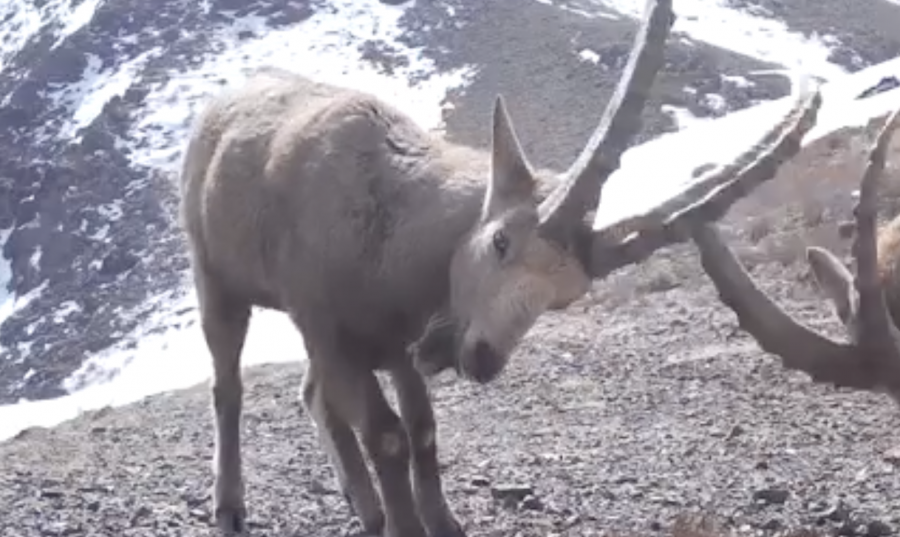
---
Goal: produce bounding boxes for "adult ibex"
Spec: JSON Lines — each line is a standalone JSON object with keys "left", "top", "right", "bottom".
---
{"left": 179, "top": 0, "right": 827, "bottom": 534}
{"left": 690, "top": 108, "right": 900, "bottom": 400}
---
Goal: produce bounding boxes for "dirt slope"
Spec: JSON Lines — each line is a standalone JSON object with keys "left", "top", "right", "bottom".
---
{"left": 2, "top": 117, "right": 900, "bottom": 537}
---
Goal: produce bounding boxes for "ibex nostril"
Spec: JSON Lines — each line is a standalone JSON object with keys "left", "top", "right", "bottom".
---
{"left": 464, "top": 340, "right": 504, "bottom": 384}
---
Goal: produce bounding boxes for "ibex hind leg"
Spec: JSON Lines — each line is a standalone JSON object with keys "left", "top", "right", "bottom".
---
{"left": 341, "top": 369, "right": 427, "bottom": 537}
{"left": 293, "top": 311, "right": 426, "bottom": 537}
{"left": 390, "top": 364, "right": 466, "bottom": 537}
{"left": 301, "top": 361, "right": 385, "bottom": 534}
{"left": 194, "top": 267, "right": 252, "bottom": 535}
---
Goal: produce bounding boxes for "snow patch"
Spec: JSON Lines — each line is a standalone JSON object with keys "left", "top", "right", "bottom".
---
{"left": 533, "top": 0, "right": 847, "bottom": 81}
{"left": 702, "top": 93, "right": 727, "bottom": 114}
{"left": 0, "top": 276, "right": 303, "bottom": 441}
{"left": 0, "top": 1, "right": 42, "bottom": 70}
{"left": 0, "top": 0, "right": 105, "bottom": 72}
{"left": 127, "top": 0, "right": 476, "bottom": 171}
{"left": 532, "top": 0, "right": 621, "bottom": 20}
{"left": 29, "top": 248, "right": 41, "bottom": 271}
{"left": 593, "top": 59, "right": 900, "bottom": 232}
{"left": 53, "top": 301, "right": 82, "bottom": 323}
{"left": 578, "top": 48, "right": 601, "bottom": 64}
{"left": 96, "top": 201, "right": 124, "bottom": 222}
{"left": 53, "top": 0, "right": 105, "bottom": 47}
{"left": 661, "top": 104, "right": 708, "bottom": 130}
{"left": 47, "top": 49, "right": 158, "bottom": 142}
{"left": 722, "top": 74, "right": 755, "bottom": 88}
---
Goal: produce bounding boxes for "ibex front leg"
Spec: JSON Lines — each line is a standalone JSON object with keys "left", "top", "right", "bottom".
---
{"left": 390, "top": 365, "right": 465, "bottom": 537}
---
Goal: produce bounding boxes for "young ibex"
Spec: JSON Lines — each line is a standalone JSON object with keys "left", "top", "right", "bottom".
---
{"left": 690, "top": 108, "right": 900, "bottom": 400}
{"left": 179, "top": 0, "right": 830, "bottom": 534}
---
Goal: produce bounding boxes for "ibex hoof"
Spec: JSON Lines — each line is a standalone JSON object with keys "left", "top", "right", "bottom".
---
{"left": 429, "top": 516, "right": 467, "bottom": 537}
{"left": 215, "top": 505, "right": 248, "bottom": 535}
{"left": 383, "top": 519, "right": 428, "bottom": 537}
{"left": 343, "top": 492, "right": 385, "bottom": 535}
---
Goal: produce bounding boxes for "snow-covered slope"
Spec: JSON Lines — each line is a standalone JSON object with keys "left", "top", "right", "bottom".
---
{"left": 0, "top": 0, "right": 898, "bottom": 440}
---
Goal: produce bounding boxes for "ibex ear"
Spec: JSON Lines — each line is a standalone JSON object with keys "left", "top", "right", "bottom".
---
{"left": 484, "top": 95, "right": 535, "bottom": 218}
{"left": 806, "top": 246, "right": 859, "bottom": 327}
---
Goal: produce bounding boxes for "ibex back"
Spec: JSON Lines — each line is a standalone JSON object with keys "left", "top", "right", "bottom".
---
{"left": 179, "top": 1, "right": 832, "bottom": 535}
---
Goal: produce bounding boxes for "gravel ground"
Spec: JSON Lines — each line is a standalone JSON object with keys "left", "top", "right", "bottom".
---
{"left": 2, "top": 121, "right": 900, "bottom": 537}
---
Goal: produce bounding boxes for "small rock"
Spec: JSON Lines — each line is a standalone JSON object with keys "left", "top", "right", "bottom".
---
{"left": 39, "top": 489, "right": 64, "bottom": 499}
{"left": 865, "top": 521, "right": 893, "bottom": 537}
{"left": 752, "top": 488, "right": 789, "bottom": 505}
{"left": 726, "top": 424, "right": 745, "bottom": 439}
{"left": 520, "top": 495, "right": 543, "bottom": 511}
{"left": 612, "top": 474, "right": 638, "bottom": 485}
{"left": 308, "top": 479, "right": 333, "bottom": 495}
{"left": 838, "top": 220, "right": 856, "bottom": 239}
{"left": 883, "top": 445, "right": 900, "bottom": 467}
{"left": 98, "top": 248, "right": 139, "bottom": 277}
{"left": 131, "top": 505, "right": 152, "bottom": 525}
{"left": 816, "top": 500, "right": 852, "bottom": 524}
{"left": 856, "top": 76, "right": 900, "bottom": 100}
{"left": 490, "top": 483, "right": 534, "bottom": 502}
{"left": 838, "top": 521, "right": 866, "bottom": 537}
{"left": 470, "top": 476, "right": 490, "bottom": 487}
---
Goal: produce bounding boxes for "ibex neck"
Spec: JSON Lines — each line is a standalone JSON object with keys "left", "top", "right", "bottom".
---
{"left": 383, "top": 144, "right": 488, "bottom": 317}
{"left": 408, "top": 147, "right": 488, "bottom": 256}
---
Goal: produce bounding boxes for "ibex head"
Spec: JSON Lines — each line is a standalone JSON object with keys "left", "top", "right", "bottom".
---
{"left": 406, "top": 0, "right": 679, "bottom": 384}
{"left": 411, "top": 0, "right": 830, "bottom": 386}
{"left": 431, "top": 97, "right": 592, "bottom": 383}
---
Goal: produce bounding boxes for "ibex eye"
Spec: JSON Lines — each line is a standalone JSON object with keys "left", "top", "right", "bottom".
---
{"left": 492, "top": 230, "right": 509, "bottom": 258}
